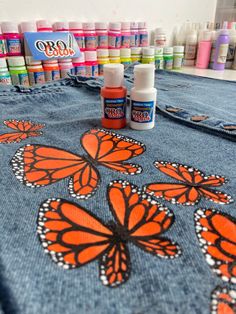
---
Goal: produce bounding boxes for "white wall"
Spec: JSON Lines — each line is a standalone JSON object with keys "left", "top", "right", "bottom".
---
{"left": 0, "top": 0, "right": 217, "bottom": 44}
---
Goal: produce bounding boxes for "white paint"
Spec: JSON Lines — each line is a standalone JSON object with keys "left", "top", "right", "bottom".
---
{"left": 0, "top": 0, "right": 217, "bottom": 44}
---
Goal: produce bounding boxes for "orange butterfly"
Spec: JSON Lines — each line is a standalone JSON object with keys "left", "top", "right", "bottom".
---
{"left": 195, "top": 208, "right": 236, "bottom": 284}
{"left": 0, "top": 120, "right": 45, "bottom": 144}
{"left": 211, "top": 286, "right": 236, "bottom": 314}
{"left": 144, "top": 161, "right": 233, "bottom": 206}
{"left": 11, "top": 129, "right": 145, "bottom": 200}
{"left": 37, "top": 180, "right": 181, "bottom": 287}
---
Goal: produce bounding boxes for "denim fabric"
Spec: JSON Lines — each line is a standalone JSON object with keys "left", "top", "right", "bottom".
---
{"left": 0, "top": 69, "right": 236, "bottom": 314}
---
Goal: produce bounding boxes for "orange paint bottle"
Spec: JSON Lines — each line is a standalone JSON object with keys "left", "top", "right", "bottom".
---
{"left": 101, "top": 64, "right": 127, "bottom": 129}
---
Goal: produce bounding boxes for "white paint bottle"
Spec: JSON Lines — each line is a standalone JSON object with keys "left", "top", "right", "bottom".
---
{"left": 130, "top": 64, "right": 157, "bottom": 130}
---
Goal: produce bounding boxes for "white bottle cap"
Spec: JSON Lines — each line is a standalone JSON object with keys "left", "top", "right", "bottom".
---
{"left": 36, "top": 20, "right": 52, "bottom": 30}
{"left": 82, "top": 22, "right": 95, "bottom": 31}
{"left": 0, "top": 58, "right": 7, "bottom": 68}
{"left": 25, "top": 56, "right": 42, "bottom": 65}
{"left": 131, "top": 22, "right": 138, "bottom": 29}
{"left": 8, "top": 56, "right": 25, "bottom": 67}
{"left": 59, "top": 58, "right": 72, "bottom": 63}
{"left": 109, "top": 49, "right": 120, "bottom": 57}
{"left": 138, "top": 22, "right": 147, "bottom": 29}
{"left": 21, "top": 21, "right": 37, "bottom": 33}
{"left": 121, "top": 22, "right": 130, "bottom": 30}
{"left": 109, "top": 22, "right": 121, "bottom": 31}
{"left": 155, "top": 27, "right": 165, "bottom": 35}
{"left": 133, "top": 64, "right": 155, "bottom": 89}
{"left": 85, "top": 50, "right": 97, "bottom": 61}
{"left": 69, "top": 22, "right": 82, "bottom": 30}
{"left": 186, "top": 30, "right": 198, "bottom": 43}
{"left": 131, "top": 47, "right": 142, "bottom": 54}
{"left": 73, "top": 52, "right": 85, "bottom": 63}
{"left": 142, "top": 47, "right": 155, "bottom": 56}
{"left": 43, "top": 59, "right": 58, "bottom": 65}
{"left": 219, "top": 29, "right": 229, "bottom": 36}
{"left": 155, "top": 46, "right": 164, "bottom": 54}
{"left": 173, "top": 46, "right": 184, "bottom": 53}
{"left": 120, "top": 48, "right": 131, "bottom": 57}
{"left": 199, "top": 30, "right": 212, "bottom": 41}
{"left": 163, "top": 46, "right": 173, "bottom": 54}
{"left": 97, "top": 49, "right": 109, "bottom": 58}
{"left": 53, "top": 22, "right": 69, "bottom": 31}
{"left": 103, "top": 63, "right": 124, "bottom": 87}
{"left": 1, "top": 22, "right": 19, "bottom": 34}
{"left": 95, "top": 22, "right": 107, "bottom": 30}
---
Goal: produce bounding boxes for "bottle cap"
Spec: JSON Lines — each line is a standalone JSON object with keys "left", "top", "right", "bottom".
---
{"left": 82, "top": 22, "right": 95, "bottom": 31}
{"left": 97, "top": 49, "right": 109, "bottom": 58}
{"left": 131, "top": 47, "right": 142, "bottom": 54}
{"left": 120, "top": 48, "right": 131, "bottom": 57}
{"left": 155, "top": 46, "right": 164, "bottom": 55}
{"left": 121, "top": 22, "right": 130, "bottom": 30}
{"left": 109, "top": 49, "right": 120, "bottom": 57}
{"left": 43, "top": 59, "right": 59, "bottom": 65}
{"left": 73, "top": 52, "right": 85, "bottom": 63}
{"left": 155, "top": 27, "right": 165, "bottom": 35}
{"left": 0, "top": 58, "right": 7, "bottom": 68}
{"left": 219, "top": 29, "right": 229, "bottom": 36}
{"left": 1, "top": 22, "right": 19, "bottom": 34}
{"left": 69, "top": 21, "right": 82, "bottom": 30}
{"left": 59, "top": 58, "right": 72, "bottom": 63}
{"left": 142, "top": 47, "right": 155, "bottom": 56}
{"left": 85, "top": 50, "right": 97, "bottom": 61}
{"left": 133, "top": 64, "right": 155, "bottom": 89}
{"left": 138, "top": 22, "right": 147, "bottom": 29}
{"left": 8, "top": 56, "right": 25, "bottom": 67}
{"left": 173, "top": 46, "right": 184, "bottom": 53}
{"left": 25, "top": 56, "right": 42, "bottom": 65}
{"left": 21, "top": 21, "right": 37, "bottom": 33}
{"left": 95, "top": 22, "right": 107, "bottom": 30}
{"left": 163, "top": 46, "right": 173, "bottom": 54}
{"left": 36, "top": 20, "right": 52, "bottom": 31}
{"left": 53, "top": 22, "right": 69, "bottom": 31}
{"left": 186, "top": 30, "right": 198, "bottom": 43}
{"left": 103, "top": 63, "right": 124, "bottom": 87}
{"left": 130, "top": 22, "right": 138, "bottom": 29}
{"left": 200, "top": 30, "right": 212, "bottom": 41}
{"left": 109, "top": 22, "right": 121, "bottom": 31}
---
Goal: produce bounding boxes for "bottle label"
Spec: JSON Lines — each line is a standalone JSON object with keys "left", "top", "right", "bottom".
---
{"left": 86, "top": 65, "right": 98, "bottom": 77}
{"left": 164, "top": 58, "right": 173, "bottom": 70}
{"left": 60, "top": 68, "right": 75, "bottom": 78}
{"left": 0, "top": 39, "right": 6, "bottom": 55}
{"left": 6, "top": 38, "right": 21, "bottom": 55}
{"left": 85, "top": 36, "right": 97, "bottom": 49}
{"left": 98, "top": 64, "right": 104, "bottom": 75}
{"left": 155, "top": 57, "right": 164, "bottom": 69}
{"left": 185, "top": 44, "right": 197, "bottom": 60}
{"left": 226, "top": 44, "right": 235, "bottom": 62}
{"left": 0, "top": 73, "right": 11, "bottom": 85}
{"left": 18, "top": 73, "right": 29, "bottom": 86}
{"left": 131, "top": 100, "right": 154, "bottom": 123}
{"left": 97, "top": 35, "right": 108, "bottom": 48}
{"left": 103, "top": 97, "right": 126, "bottom": 119}
{"left": 210, "top": 47, "right": 216, "bottom": 62}
{"left": 130, "top": 34, "right": 139, "bottom": 47}
{"left": 74, "top": 35, "right": 85, "bottom": 49}
{"left": 217, "top": 44, "right": 229, "bottom": 64}
{"left": 74, "top": 65, "right": 86, "bottom": 76}
{"left": 108, "top": 35, "right": 121, "bottom": 48}
{"left": 45, "top": 70, "right": 60, "bottom": 81}
{"left": 139, "top": 34, "right": 148, "bottom": 47}
{"left": 121, "top": 35, "right": 131, "bottom": 48}
{"left": 29, "top": 71, "right": 45, "bottom": 85}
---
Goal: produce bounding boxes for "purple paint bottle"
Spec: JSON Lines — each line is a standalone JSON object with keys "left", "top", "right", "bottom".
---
{"left": 213, "top": 29, "right": 230, "bottom": 70}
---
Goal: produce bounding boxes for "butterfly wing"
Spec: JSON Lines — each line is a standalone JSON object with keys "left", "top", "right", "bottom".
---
{"left": 11, "top": 144, "right": 100, "bottom": 199}
{"left": 195, "top": 208, "right": 236, "bottom": 283}
{"left": 211, "top": 286, "right": 236, "bottom": 314}
{"left": 198, "top": 187, "right": 233, "bottom": 205}
{"left": 37, "top": 199, "right": 113, "bottom": 269}
{"left": 107, "top": 180, "right": 181, "bottom": 258}
{"left": 0, "top": 132, "right": 29, "bottom": 144}
{"left": 4, "top": 120, "right": 45, "bottom": 132}
{"left": 81, "top": 129, "right": 145, "bottom": 175}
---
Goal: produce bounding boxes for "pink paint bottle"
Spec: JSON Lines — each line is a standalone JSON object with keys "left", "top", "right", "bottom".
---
{"left": 1, "top": 22, "right": 22, "bottom": 56}
{"left": 73, "top": 52, "right": 86, "bottom": 76}
{"left": 0, "top": 26, "right": 7, "bottom": 57}
{"left": 83, "top": 22, "right": 97, "bottom": 50}
{"left": 53, "top": 22, "right": 69, "bottom": 32}
{"left": 138, "top": 22, "right": 148, "bottom": 47}
{"left": 196, "top": 30, "right": 212, "bottom": 69}
{"left": 36, "top": 20, "right": 53, "bottom": 32}
{"left": 121, "top": 22, "right": 131, "bottom": 48}
{"left": 69, "top": 22, "right": 85, "bottom": 51}
{"left": 95, "top": 22, "right": 108, "bottom": 49}
{"left": 130, "top": 22, "right": 139, "bottom": 47}
{"left": 108, "top": 22, "right": 121, "bottom": 49}
{"left": 85, "top": 51, "right": 98, "bottom": 77}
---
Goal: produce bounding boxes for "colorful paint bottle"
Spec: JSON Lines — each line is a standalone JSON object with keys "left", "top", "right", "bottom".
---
{"left": 209, "top": 31, "right": 217, "bottom": 69}
{"left": 108, "top": 22, "right": 121, "bottom": 49}
{"left": 130, "top": 22, "right": 139, "bottom": 47}
{"left": 109, "top": 49, "right": 121, "bottom": 64}
{"left": 130, "top": 64, "right": 157, "bottom": 130}
{"left": 184, "top": 30, "right": 197, "bottom": 66}
{"left": 73, "top": 52, "right": 86, "bottom": 76}
{"left": 225, "top": 30, "right": 236, "bottom": 69}
{"left": 59, "top": 59, "right": 75, "bottom": 78}
{"left": 131, "top": 47, "right": 142, "bottom": 62}
{"left": 196, "top": 30, "right": 212, "bottom": 69}
{"left": 95, "top": 22, "right": 108, "bottom": 49}
{"left": 8, "top": 56, "right": 29, "bottom": 86}
{"left": 101, "top": 63, "right": 127, "bottom": 129}
{"left": 85, "top": 51, "right": 98, "bottom": 77}
{"left": 0, "top": 27, "right": 6, "bottom": 57}
{"left": 53, "top": 22, "right": 69, "bottom": 32}
{"left": 69, "top": 22, "right": 85, "bottom": 51}
{"left": 0, "top": 58, "right": 12, "bottom": 85}
{"left": 97, "top": 49, "right": 109, "bottom": 75}
{"left": 155, "top": 47, "right": 164, "bottom": 69}
{"left": 142, "top": 47, "right": 155, "bottom": 64}
{"left": 213, "top": 29, "right": 229, "bottom": 70}
{"left": 120, "top": 48, "right": 132, "bottom": 66}
{"left": 164, "top": 47, "right": 173, "bottom": 70}
{"left": 138, "top": 22, "right": 148, "bottom": 47}
{"left": 43, "top": 60, "right": 60, "bottom": 81}
{"left": 26, "top": 57, "right": 45, "bottom": 86}
{"left": 154, "top": 28, "right": 166, "bottom": 47}
{"left": 173, "top": 46, "right": 184, "bottom": 69}
{"left": 83, "top": 22, "right": 97, "bottom": 50}
{"left": 1, "top": 22, "right": 22, "bottom": 56}
{"left": 121, "top": 22, "right": 131, "bottom": 48}
{"left": 36, "top": 20, "right": 53, "bottom": 32}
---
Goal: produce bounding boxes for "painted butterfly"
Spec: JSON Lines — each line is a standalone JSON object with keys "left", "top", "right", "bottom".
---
{"left": 211, "top": 286, "right": 236, "bottom": 314}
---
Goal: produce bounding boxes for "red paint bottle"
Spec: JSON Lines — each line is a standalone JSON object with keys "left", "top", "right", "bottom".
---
{"left": 101, "top": 64, "right": 127, "bottom": 129}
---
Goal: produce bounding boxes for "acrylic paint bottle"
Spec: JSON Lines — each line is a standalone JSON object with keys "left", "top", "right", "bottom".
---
{"left": 130, "top": 22, "right": 139, "bottom": 47}
{"left": 97, "top": 49, "right": 109, "bottom": 75}
{"left": 20, "top": 21, "right": 37, "bottom": 56}
{"left": 225, "top": 30, "right": 236, "bottom": 69}
{"left": 184, "top": 30, "right": 198, "bottom": 66}
{"left": 121, "top": 22, "right": 131, "bottom": 48}
{"left": 109, "top": 49, "right": 121, "bottom": 64}
{"left": 101, "top": 63, "right": 127, "bottom": 129}
{"left": 8, "top": 56, "right": 29, "bottom": 86}
{"left": 1, "top": 22, "right": 22, "bottom": 56}
{"left": 85, "top": 51, "right": 98, "bottom": 76}
{"left": 59, "top": 59, "right": 75, "bottom": 78}
{"left": 164, "top": 47, "right": 174, "bottom": 70}
{"left": 209, "top": 31, "right": 217, "bottom": 69}
{"left": 73, "top": 52, "right": 86, "bottom": 76}
{"left": 26, "top": 57, "right": 45, "bottom": 85}
{"left": 196, "top": 30, "right": 212, "bottom": 69}
{"left": 108, "top": 22, "right": 121, "bottom": 49}
{"left": 43, "top": 60, "right": 61, "bottom": 81}
{"left": 37, "top": 20, "right": 53, "bottom": 32}
{"left": 53, "top": 22, "right": 69, "bottom": 32}
{"left": 120, "top": 48, "right": 132, "bottom": 66}
{"left": 142, "top": 47, "right": 155, "bottom": 64}
{"left": 131, "top": 47, "right": 142, "bottom": 62}
{"left": 173, "top": 46, "right": 184, "bottom": 69}
{"left": 69, "top": 22, "right": 85, "bottom": 51}
{"left": 95, "top": 22, "right": 108, "bottom": 49}
{"left": 0, "top": 27, "right": 6, "bottom": 57}
{"left": 213, "top": 29, "right": 229, "bottom": 70}
{"left": 155, "top": 47, "right": 164, "bottom": 69}
{"left": 0, "top": 58, "right": 12, "bottom": 85}
{"left": 83, "top": 22, "right": 97, "bottom": 50}
{"left": 154, "top": 28, "right": 166, "bottom": 47}
{"left": 138, "top": 22, "right": 148, "bottom": 47}
{"left": 130, "top": 64, "right": 157, "bottom": 130}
